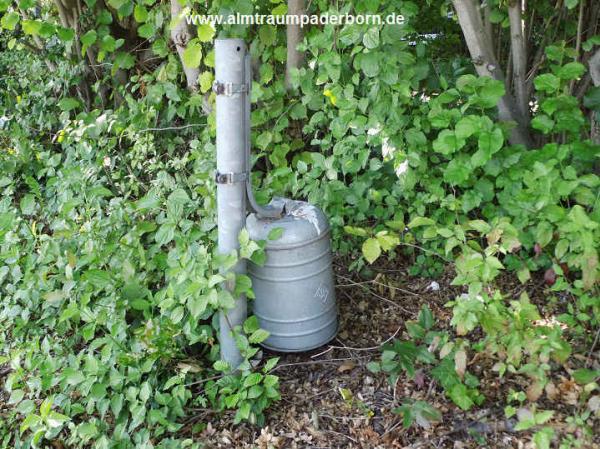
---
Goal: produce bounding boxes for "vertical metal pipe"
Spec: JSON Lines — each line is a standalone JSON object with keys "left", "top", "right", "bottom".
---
{"left": 215, "top": 39, "right": 247, "bottom": 369}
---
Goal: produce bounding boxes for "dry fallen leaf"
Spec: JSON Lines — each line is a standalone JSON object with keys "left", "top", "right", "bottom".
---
{"left": 558, "top": 378, "right": 581, "bottom": 405}
{"left": 545, "top": 381, "right": 559, "bottom": 401}
{"left": 255, "top": 427, "right": 281, "bottom": 449}
{"left": 455, "top": 348, "right": 467, "bottom": 379}
{"left": 338, "top": 360, "right": 356, "bottom": 373}
{"left": 588, "top": 395, "right": 600, "bottom": 413}
{"left": 526, "top": 381, "right": 543, "bottom": 402}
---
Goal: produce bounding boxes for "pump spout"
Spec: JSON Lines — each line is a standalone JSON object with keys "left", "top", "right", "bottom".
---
{"left": 244, "top": 53, "right": 285, "bottom": 219}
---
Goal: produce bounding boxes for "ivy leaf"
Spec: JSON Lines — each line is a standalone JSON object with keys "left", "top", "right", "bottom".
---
{"left": 137, "top": 22, "right": 155, "bottom": 39}
{"left": 533, "top": 428, "right": 554, "bottom": 449}
{"left": 1, "top": 11, "right": 19, "bottom": 30}
{"left": 133, "top": 4, "right": 148, "bottom": 22}
{"left": 362, "top": 28, "right": 379, "bottom": 49}
{"left": 168, "top": 188, "right": 190, "bottom": 205}
{"left": 197, "top": 23, "right": 215, "bottom": 42}
{"left": 267, "top": 227, "right": 284, "bottom": 240}
{"left": 572, "top": 368, "right": 599, "bottom": 385}
{"left": 531, "top": 115, "right": 555, "bottom": 134}
{"left": 56, "top": 27, "right": 75, "bottom": 41}
{"left": 199, "top": 71, "right": 213, "bottom": 93}
{"left": 155, "top": 223, "right": 176, "bottom": 245}
{"left": 534, "top": 74, "right": 560, "bottom": 93}
{"left": 21, "top": 19, "right": 42, "bottom": 35}
{"left": 362, "top": 238, "right": 381, "bottom": 264}
{"left": 477, "top": 128, "right": 504, "bottom": 156}
{"left": 360, "top": 52, "right": 379, "bottom": 77}
{"left": 58, "top": 97, "right": 80, "bottom": 112}
{"left": 249, "top": 329, "right": 270, "bottom": 344}
{"left": 557, "top": 62, "right": 585, "bottom": 80}
{"left": 19, "top": 194, "right": 35, "bottom": 215}
{"left": 448, "top": 384, "right": 474, "bottom": 410}
{"left": 564, "top": 0, "right": 578, "bottom": 9}
{"left": 455, "top": 115, "right": 480, "bottom": 140}
{"left": 433, "top": 130, "right": 465, "bottom": 155}
{"left": 182, "top": 42, "right": 202, "bottom": 68}
{"left": 82, "top": 269, "right": 112, "bottom": 288}
{"left": 444, "top": 158, "right": 470, "bottom": 185}
{"left": 407, "top": 217, "right": 435, "bottom": 228}
{"left": 81, "top": 30, "right": 97, "bottom": 47}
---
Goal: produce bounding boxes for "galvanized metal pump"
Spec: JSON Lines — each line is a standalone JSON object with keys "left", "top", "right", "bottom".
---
{"left": 214, "top": 39, "right": 337, "bottom": 368}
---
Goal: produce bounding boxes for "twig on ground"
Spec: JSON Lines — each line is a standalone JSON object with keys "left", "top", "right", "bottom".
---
{"left": 323, "top": 429, "right": 359, "bottom": 443}
{"left": 587, "top": 326, "right": 600, "bottom": 367}
{"left": 272, "top": 356, "right": 372, "bottom": 372}
{"left": 320, "top": 324, "right": 403, "bottom": 353}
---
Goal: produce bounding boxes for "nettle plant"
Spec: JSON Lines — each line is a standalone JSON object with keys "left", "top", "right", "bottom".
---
{"left": 0, "top": 47, "right": 281, "bottom": 447}
{"left": 352, "top": 58, "right": 599, "bottom": 288}
{"left": 368, "top": 305, "right": 484, "bottom": 427}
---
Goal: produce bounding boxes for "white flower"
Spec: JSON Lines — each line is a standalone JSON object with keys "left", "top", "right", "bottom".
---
{"left": 426, "top": 281, "right": 440, "bottom": 291}
{"left": 367, "top": 124, "right": 382, "bottom": 135}
{"left": 382, "top": 137, "right": 396, "bottom": 158}
{"left": 395, "top": 159, "right": 408, "bottom": 176}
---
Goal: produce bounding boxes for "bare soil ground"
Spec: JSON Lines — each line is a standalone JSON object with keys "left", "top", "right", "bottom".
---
{"left": 191, "top": 256, "right": 600, "bottom": 449}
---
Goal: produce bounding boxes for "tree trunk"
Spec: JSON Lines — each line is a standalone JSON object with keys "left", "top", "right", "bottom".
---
{"left": 452, "top": 0, "right": 532, "bottom": 147}
{"left": 589, "top": 49, "right": 600, "bottom": 148}
{"left": 508, "top": 0, "right": 529, "bottom": 122}
{"left": 170, "top": 0, "right": 200, "bottom": 91}
{"left": 285, "top": 0, "right": 305, "bottom": 89}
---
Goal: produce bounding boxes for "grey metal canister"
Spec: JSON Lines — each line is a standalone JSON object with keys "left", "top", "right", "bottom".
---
{"left": 246, "top": 198, "right": 338, "bottom": 352}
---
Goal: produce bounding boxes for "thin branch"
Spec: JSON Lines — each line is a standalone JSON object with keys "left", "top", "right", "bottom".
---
{"left": 570, "top": 0, "right": 585, "bottom": 95}
{"left": 285, "top": 0, "right": 305, "bottom": 89}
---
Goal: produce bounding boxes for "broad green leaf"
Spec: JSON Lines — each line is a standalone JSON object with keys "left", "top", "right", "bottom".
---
{"left": 199, "top": 71, "right": 213, "bottom": 93}
{"left": 564, "top": 0, "right": 578, "bottom": 8}
{"left": 134, "top": 4, "right": 148, "bottom": 22}
{"left": 267, "top": 227, "right": 284, "bottom": 240}
{"left": 197, "top": 23, "right": 215, "bottom": 42}
{"left": 81, "top": 30, "right": 97, "bottom": 46}
{"left": 362, "top": 238, "right": 381, "bottom": 264}
{"left": 408, "top": 217, "right": 435, "bottom": 228}
{"left": 1, "top": 11, "right": 19, "bottom": 30}
{"left": 362, "top": 28, "right": 379, "bottom": 49}
{"left": 155, "top": 223, "right": 176, "bottom": 245}
{"left": 182, "top": 42, "right": 202, "bottom": 68}
{"left": 433, "top": 130, "right": 465, "bottom": 155}
{"left": 360, "top": 52, "right": 379, "bottom": 77}
{"left": 58, "top": 97, "right": 80, "bottom": 111}
{"left": 138, "top": 22, "right": 155, "bottom": 39}
{"left": 455, "top": 115, "right": 480, "bottom": 140}
{"left": 21, "top": 19, "right": 41, "bottom": 35}
{"left": 572, "top": 368, "right": 599, "bottom": 384}
{"left": 534, "top": 74, "right": 560, "bottom": 93}
{"left": 249, "top": 329, "right": 270, "bottom": 344}
{"left": 448, "top": 384, "right": 474, "bottom": 410}
{"left": 19, "top": 194, "right": 35, "bottom": 215}
{"left": 82, "top": 269, "right": 112, "bottom": 288}
{"left": 531, "top": 115, "right": 555, "bottom": 134}
{"left": 557, "top": 62, "right": 585, "bottom": 80}
{"left": 168, "top": 188, "right": 190, "bottom": 205}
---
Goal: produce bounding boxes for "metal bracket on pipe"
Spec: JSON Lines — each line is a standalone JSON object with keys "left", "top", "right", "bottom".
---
{"left": 215, "top": 171, "right": 248, "bottom": 185}
{"left": 212, "top": 81, "right": 249, "bottom": 96}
